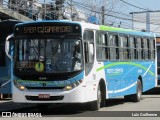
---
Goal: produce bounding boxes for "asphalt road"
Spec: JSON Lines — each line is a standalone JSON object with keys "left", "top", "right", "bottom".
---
{"left": 1, "top": 85, "right": 160, "bottom": 120}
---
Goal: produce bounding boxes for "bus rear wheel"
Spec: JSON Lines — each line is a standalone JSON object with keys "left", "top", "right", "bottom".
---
{"left": 132, "top": 79, "right": 142, "bottom": 102}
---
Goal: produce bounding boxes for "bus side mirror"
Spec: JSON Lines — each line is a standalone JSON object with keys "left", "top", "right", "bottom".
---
{"left": 84, "top": 41, "right": 94, "bottom": 63}
{"left": 5, "top": 34, "right": 14, "bottom": 61}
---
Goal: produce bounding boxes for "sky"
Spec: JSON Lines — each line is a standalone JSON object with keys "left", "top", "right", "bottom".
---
{"left": 39, "top": 0, "right": 160, "bottom": 33}
{"left": 132, "top": 0, "right": 160, "bottom": 10}
{"left": 123, "top": 0, "right": 160, "bottom": 33}
{"left": 43, "top": 0, "right": 160, "bottom": 10}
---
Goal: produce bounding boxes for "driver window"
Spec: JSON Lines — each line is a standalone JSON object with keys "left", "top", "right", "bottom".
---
{"left": 83, "top": 30, "right": 94, "bottom": 75}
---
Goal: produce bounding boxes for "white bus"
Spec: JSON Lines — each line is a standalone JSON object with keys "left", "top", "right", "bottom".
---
{"left": 6, "top": 20, "right": 157, "bottom": 110}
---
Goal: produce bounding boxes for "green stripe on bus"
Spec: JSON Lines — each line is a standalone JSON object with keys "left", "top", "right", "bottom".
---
{"left": 99, "top": 25, "right": 132, "bottom": 32}
{"left": 96, "top": 62, "right": 155, "bottom": 76}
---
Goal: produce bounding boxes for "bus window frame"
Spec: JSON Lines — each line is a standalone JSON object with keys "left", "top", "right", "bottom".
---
{"left": 96, "top": 31, "right": 109, "bottom": 61}
{"left": 136, "top": 37, "right": 143, "bottom": 60}
{"left": 119, "top": 34, "right": 129, "bottom": 61}
{"left": 128, "top": 36, "right": 136, "bottom": 61}
{"left": 0, "top": 44, "right": 6, "bottom": 66}
{"left": 108, "top": 32, "right": 119, "bottom": 61}
{"left": 142, "top": 37, "right": 149, "bottom": 60}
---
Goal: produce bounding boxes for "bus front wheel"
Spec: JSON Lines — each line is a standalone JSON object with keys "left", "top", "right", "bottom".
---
{"left": 90, "top": 83, "right": 105, "bottom": 111}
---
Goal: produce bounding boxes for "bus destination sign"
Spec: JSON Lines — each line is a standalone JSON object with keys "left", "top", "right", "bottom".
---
{"left": 23, "top": 26, "right": 72, "bottom": 34}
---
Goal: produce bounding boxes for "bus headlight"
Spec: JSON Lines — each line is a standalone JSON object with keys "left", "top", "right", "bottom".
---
{"left": 64, "top": 79, "right": 83, "bottom": 91}
{"left": 13, "top": 80, "right": 25, "bottom": 91}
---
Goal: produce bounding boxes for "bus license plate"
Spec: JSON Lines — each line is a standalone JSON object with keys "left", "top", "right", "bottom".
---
{"left": 38, "top": 94, "right": 50, "bottom": 99}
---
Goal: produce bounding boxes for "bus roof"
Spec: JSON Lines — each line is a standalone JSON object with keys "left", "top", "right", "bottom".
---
{"left": 15, "top": 20, "right": 155, "bottom": 38}
{"left": 79, "top": 22, "right": 155, "bottom": 38}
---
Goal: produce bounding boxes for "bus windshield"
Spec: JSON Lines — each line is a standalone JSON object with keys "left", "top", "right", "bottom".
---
{"left": 15, "top": 38, "right": 83, "bottom": 73}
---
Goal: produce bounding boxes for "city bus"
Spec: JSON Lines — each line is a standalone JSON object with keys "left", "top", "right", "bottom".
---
{"left": 5, "top": 20, "right": 157, "bottom": 110}
{"left": 0, "top": 20, "right": 22, "bottom": 96}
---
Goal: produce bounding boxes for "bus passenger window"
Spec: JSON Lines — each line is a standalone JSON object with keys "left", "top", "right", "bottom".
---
{"left": 96, "top": 32, "right": 108, "bottom": 60}
{"left": 0, "top": 47, "right": 5, "bottom": 66}
{"left": 129, "top": 37, "right": 135, "bottom": 60}
{"left": 149, "top": 39, "right": 155, "bottom": 60}
{"left": 84, "top": 30, "right": 94, "bottom": 75}
{"left": 137, "top": 38, "right": 142, "bottom": 60}
{"left": 134, "top": 38, "right": 137, "bottom": 59}
{"left": 141, "top": 38, "right": 144, "bottom": 60}
{"left": 109, "top": 34, "right": 119, "bottom": 60}
{"left": 143, "top": 38, "right": 149, "bottom": 60}
{"left": 120, "top": 36, "right": 128, "bottom": 60}
{"left": 153, "top": 39, "right": 156, "bottom": 59}
{"left": 123, "top": 36, "right": 129, "bottom": 60}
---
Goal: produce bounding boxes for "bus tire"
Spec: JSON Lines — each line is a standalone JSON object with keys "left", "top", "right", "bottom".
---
{"left": 132, "top": 79, "right": 142, "bottom": 102}
{"left": 90, "top": 83, "right": 105, "bottom": 111}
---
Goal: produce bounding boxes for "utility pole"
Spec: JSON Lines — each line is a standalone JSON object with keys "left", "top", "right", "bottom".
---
{"left": 130, "top": 12, "right": 134, "bottom": 30}
{"left": 101, "top": 6, "right": 105, "bottom": 25}
{"left": 55, "top": 0, "right": 65, "bottom": 20}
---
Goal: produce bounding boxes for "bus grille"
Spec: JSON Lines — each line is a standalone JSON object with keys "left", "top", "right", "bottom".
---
{"left": 25, "top": 96, "right": 64, "bottom": 101}
{"left": 26, "top": 87, "right": 65, "bottom": 90}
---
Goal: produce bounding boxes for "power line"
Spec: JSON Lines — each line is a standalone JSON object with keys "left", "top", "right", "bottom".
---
{"left": 133, "top": 0, "right": 149, "bottom": 9}
{"left": 119, "top": 0, "right": 150, "bottom": 11}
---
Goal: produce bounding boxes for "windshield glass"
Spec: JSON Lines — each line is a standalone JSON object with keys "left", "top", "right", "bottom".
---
{"left": 15, "top": 38, "right": 83, "bottom": 73}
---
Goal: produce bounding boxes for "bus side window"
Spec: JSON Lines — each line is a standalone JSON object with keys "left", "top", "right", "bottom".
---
{"left": 141, "top": 38, "right": 144, "bottom": 60}
{"left": 96, "top": 32, "right": 108, "bottom": 61}
{"left": 108, "top": 34, "right": 119, "bottom": 60}
{"left": 119, "top": 35, "right": 129, "bottom": 60}
{"left": 123, "top": 36, "right": 129, "bottom": 60}
{"left": 0, "top": 46, "right": 5, "bottom": 66}
{"left": 84, "top": 30, "right": 94, "bottom": 75}
{"left": 129, "top": 37, "right": 135, "bottom": 60}
{"left": 137, "top": 38, "right": 142, "bottom": 60}
{"left": 149, "top": 39, "right": 155, "bottom": 60}
{"left": 153, "top": 39, "right": 156, "bottom": 59}
{"left": 115, "top": 35, "right": 119, "bottom": 60}
{"left": 143, "top": 38, "right": 149, "bottom": 60}
{"left": 147, "top": 39, "right": 150, "bottom": 59}
{"left": 134, "top": 38, "right": 137, "bottom": 59}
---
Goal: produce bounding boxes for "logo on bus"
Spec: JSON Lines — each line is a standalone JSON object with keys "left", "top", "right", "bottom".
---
{"left": 106, "top": 68, "right": 123, "bottom": 75}
{"left": 35, "top": 62, "right": 44, "bottom": 72}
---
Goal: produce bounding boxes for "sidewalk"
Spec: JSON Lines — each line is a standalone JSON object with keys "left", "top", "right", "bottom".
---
{"left": 0, "top": 99, "right": 36, "bottom": 112}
